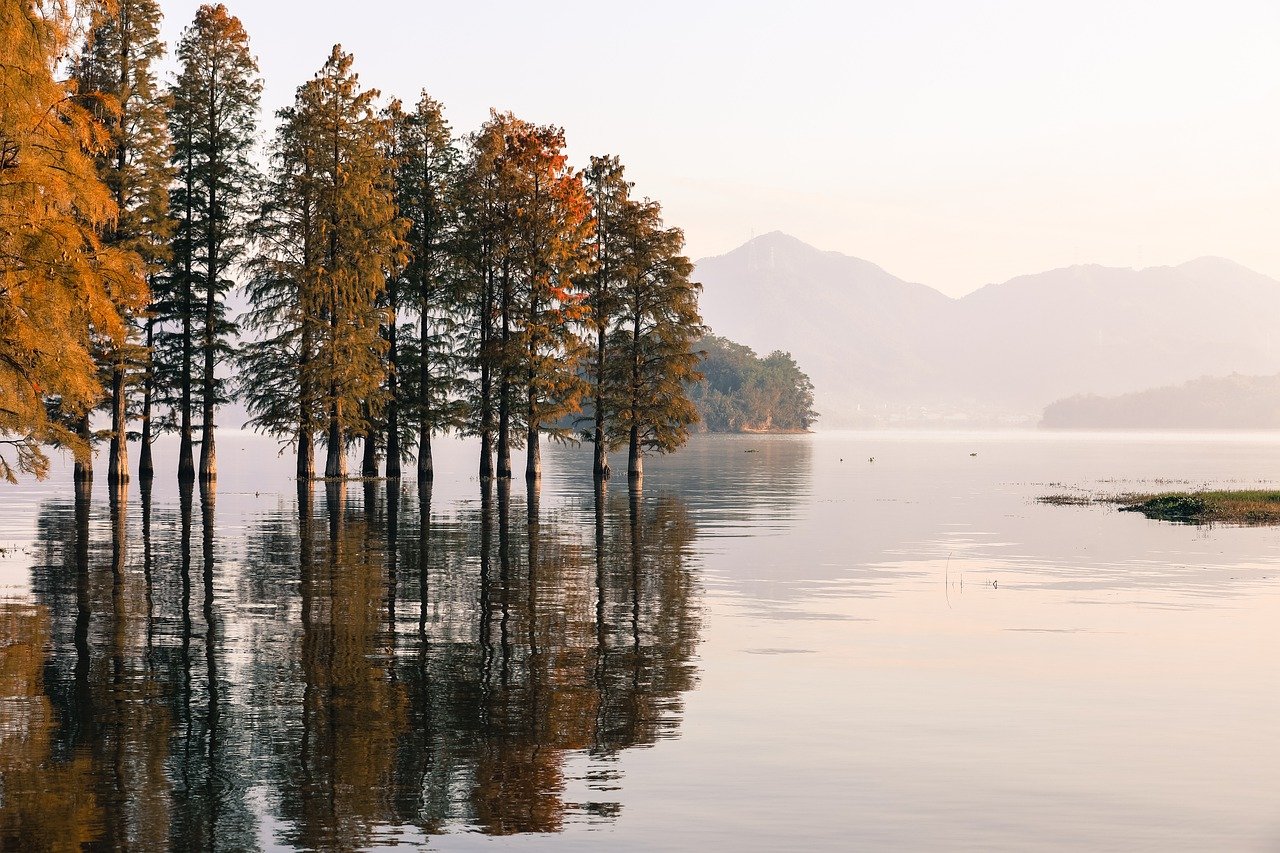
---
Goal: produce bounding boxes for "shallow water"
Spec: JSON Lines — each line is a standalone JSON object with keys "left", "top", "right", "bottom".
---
{"left": 2, "top": 430, "right": 1279, "bottom": 851}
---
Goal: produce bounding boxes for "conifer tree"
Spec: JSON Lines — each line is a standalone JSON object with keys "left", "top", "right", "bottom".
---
{"left": 504, "top": 123, "right": 592, "bottom": 480}
{"left": 72, "top": 0, "right": 172, "bottom": 485}
{"left": 0, "top": 0, "right": 146, "bottom": 483}
{"left": 387, "top": 93, "right": 463, "bottom": 483}
{"left": 581, "top": 155, "right": 632, "bottom": 481}
{"left": 163, "top": 3, "right": 260, "bottom": 483}
{"left": 457, "top": 113, "right": 592, "bottom": 480}
{"left": 242, "top": 46, "right": 404, "bottom": 481}
{"left": 605, "top": 201, "right": 703, "bottom": 481}
{"left": 455, "top": 114, "right": 511, "bottom": 480}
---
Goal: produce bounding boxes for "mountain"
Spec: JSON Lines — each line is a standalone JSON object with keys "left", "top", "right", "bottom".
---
{"left": 694, "top": 233, "right": 1280, "bottom": 426}
{"left": 1041, "top": 374, "right": 1280, "bottom": 430}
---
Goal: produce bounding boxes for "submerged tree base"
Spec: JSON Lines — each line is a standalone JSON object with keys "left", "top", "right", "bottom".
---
{"left": 1039, "top": 490, "right": 1280, "bottom": 525}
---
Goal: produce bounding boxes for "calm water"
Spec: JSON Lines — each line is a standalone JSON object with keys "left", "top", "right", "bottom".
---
{"left": 2, "top": 430, "right": 1280, "bottom": 851}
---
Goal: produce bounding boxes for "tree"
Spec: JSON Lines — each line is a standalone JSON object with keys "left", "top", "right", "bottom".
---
{"left": 454, "top": 114, "right": 508, "bottom": 481}
{"left": 456, "top": 113, "right": 591, "bottom": 481}
{"left": 604, "top": 201, "right": 703, "bottom": 481}
{"left": 387, "top": 93, "right": 464, "bottom": 483}
{"left": 580, "top": 155, "right": 631, "bottom": 480}
{"left": 0, "top": 0, "right": 146, "bottom": 483}
{"left": 163, "top": 3, "right": 260, "bottom": 483}
{"left": 504, "top": 123, "right": 592, "bottom": 480}
{"left": 72, "top": 0, "right": 173, "bottom": 485}
{"left": 241, "top": 46, "right": 404, "bottom": 481}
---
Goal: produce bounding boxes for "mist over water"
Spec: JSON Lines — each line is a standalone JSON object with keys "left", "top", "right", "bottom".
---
{"left": 2, "top": 431, "right": 1280, "bottom": 850}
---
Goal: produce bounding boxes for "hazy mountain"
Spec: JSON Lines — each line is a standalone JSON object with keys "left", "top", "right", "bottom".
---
{"left": 1041, "top": 374, "right": 1280, "bottom": 430}
{"left": 695, "top": 233, "right": 1280, "bottom": 426}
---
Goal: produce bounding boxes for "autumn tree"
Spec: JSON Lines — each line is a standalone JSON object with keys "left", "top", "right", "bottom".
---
{"left": 456, "top": 113, "right": 591, "bottom": 481}
{"left": 604, "top": 201, "right": 703, "bottom": 481}
{"left": 387, "top": 93, "right": 463, "bottom": 483}
{"left": 72, "top": 0, "right": 173, "bottom": 485}
{"left": 241, "top": 46, "right": 404, "bottom": 481}
{"left": 161, "top": 3, "right": 260, "bottom": 483}
{"left": 504, "top": 123, "right": 592, "bottom": 480}
{"left": 0, "top": 0, "right": 146, "bottom": 483}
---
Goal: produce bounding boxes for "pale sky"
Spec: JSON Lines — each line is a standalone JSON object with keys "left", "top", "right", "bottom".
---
{"left": 158, "top": 0, "right": 1280, "bottom": 297}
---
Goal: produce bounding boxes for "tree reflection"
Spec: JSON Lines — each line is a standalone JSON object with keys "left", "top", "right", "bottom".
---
{"left": 9, "top": 474, "right": 703, "bottom": 847}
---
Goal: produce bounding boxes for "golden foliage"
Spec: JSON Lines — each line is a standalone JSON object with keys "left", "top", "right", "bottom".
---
{"left": 0, "top": 0, "right": 147, "bottom": 481}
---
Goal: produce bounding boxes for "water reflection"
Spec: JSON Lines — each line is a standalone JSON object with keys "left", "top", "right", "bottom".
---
{"left": 7, "top": 474, "right": 702, "bottom": 848}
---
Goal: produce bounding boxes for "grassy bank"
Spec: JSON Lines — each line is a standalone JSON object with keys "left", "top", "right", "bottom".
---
{"left": 1039, "top": 490, "right": 1280, "bottom": 525}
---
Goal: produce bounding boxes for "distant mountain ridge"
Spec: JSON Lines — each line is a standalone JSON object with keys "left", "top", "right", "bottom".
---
{"left": 1041, "top": 374, "right": 1280, "bottom": 430}
{"left": 694, "top": 233, "right": 1280, "bottom": 427}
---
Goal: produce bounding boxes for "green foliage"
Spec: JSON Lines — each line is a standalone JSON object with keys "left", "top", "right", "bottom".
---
{"left": 386, "top": 93, "right": 466, "bottom": 462}
{"left": 689, "top": 334, "right": 817, "bottom": 433}
{"left": 603, "top": 201, "right": 704, "bottom": 462}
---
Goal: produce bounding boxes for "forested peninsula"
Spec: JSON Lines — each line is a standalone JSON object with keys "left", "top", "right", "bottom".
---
{"left": 0, "top": 0, "right": 734, "bottom": 487}
{"left": 690, "top": 335, "right": 817, "bottom": 433}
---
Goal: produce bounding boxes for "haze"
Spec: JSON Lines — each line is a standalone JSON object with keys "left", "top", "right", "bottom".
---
{"left": 156, "top": 0, "right": 1280, "bottom": 297}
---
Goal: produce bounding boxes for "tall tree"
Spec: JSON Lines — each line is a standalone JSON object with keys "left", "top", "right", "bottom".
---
{"left": 0, "top": 0, "right": 146, "bottom": 483}
{"left": 72, "top": 0, "right": 173, "bottom": 486}
{"left": 504, "top": 123, "right": 592, "bottom": 480}
{"left": 242, "top": 46, "right": 404, "bottom": 481}
{"left": 605, "top": 201, "right": 703, "bottom": 481}
{"left": 581, "top": 155, "right": 631, "bottom": 481}
{"left": 387, "top": 93, "right": 462, "bottom": 483}
{"left": 456, "top": 113, "right": 591, "bottom": 481}
{"left": 455, "top": 115, "right": 509, "bottom": 481}
{"left": 164, "top": 3, "right": 260, "bottom": 483}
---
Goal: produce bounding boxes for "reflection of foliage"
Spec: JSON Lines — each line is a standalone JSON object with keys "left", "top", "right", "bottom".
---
{"left": 12, "top": 479, "right": 704, "bottom": 845}
{"left": 690, "top": 333, "right": 817, "bottom": 432}
{"left": 0, "top": 604, "right": 102, "bottom": 851}
{"left": 283, "top": 494, "right": 409, "bottom": 851}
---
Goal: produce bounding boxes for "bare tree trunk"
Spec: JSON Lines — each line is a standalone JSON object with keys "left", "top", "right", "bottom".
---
{"left": 497, "top": 265, "right": 512, "bottom": 479}
{"left": 74, "top": 413, "right": 93, "bottom": 498}
{"left": 108, "top": 355, "right": 128, "bottom": 486}
{"left": 418, "top": 430, "right": 433, "bottom": 483}
{"left": 361, "top": 419, "right": 378, "bottom": 478}
{"left": 628, "top": 423, "right": 643, "bottom": 481}
{"left": 594, "top": 325, "right": 609, "bottom": 480}
{"left": 139, "top": 315, "right": 155, "bottom": 481}
{"left": 179, "top": 289, "right": 194, "bottom": 482}
{"left": 325, "top": 400, "right": 345, "bottom": 479}
{"left": 386, "top": 279, "right": 401, "bottom": 480}
{"left": 199, "top": 172, "right": 218, "bottom": 483}
{"left": 297, "top": 423, "right": 314, "bottom": 482}
{"left": 526, "top": 420, "right": 540, "bottom": 480}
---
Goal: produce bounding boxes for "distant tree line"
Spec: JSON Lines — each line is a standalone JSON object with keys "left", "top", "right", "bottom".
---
{"left": 1, "top": 0, "right": 705, "bottom": 486}
{"left": 689, "top": 334, "right": 817, "bottom": 433}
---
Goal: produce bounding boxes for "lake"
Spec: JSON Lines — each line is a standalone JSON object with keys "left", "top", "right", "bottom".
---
{"left": 2, "top": 430, "right": 1279, "bottom": 851}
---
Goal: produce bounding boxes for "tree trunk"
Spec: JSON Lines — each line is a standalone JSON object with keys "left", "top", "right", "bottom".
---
{"left": 418, "top": 430, "right": 433, "bottom": 483}
{"left": 526, "top": 420, "right": 540, "bottom": 480}
{"left": 108, "top": 356, "right": 128, "bottom": 486}
{"left": 179, "top": 303, "right": 194, "bottom": 482}
{"left": 361, "top": 423, "right": 378, "bottom": 478}
{"left": 74, "top": 414, "right": 93, "bottom": 490}
{"left": 628, "top": 423, "right": 643, "bottom": 481}
{"left": 497, "top": 387, "right": 511, "bottom": 479}
{"left": 297, "top": 423, "right": 314, "bottom": 482}
{"left": 139, "top": 315, "right": 155, "bottom": 481}
{"left": 497, "top": 264, "right": 511, "bottom": 479}
{"left": 200, "top": 167, "right": 217, "bottom": 483}
{"left": 325, "top": 402, "right": 345, "bottom": 479}
{"left": 198, "top": 294, "right": 216, "bottom": 479}
{"left": 386, "top": 281, "right": 400, "bottom": 480}
{"left": 479, "top": 431, "right": 493, "bottom": 481}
